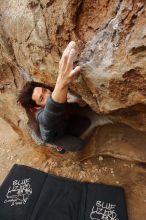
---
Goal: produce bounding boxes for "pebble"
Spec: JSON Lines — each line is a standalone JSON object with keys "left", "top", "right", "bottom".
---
{"left": 102, "top": 167, "right": 107, "bottom": 171}
{"left": 110, "top": 168, "right": 114, "bottom": 174}
{"left": 10, "top": 156, "right": 13, "bottom": 160}
{"left": 99, "top": 156, "right": 103, "bottom": 161}
{"left": 44, "top": 166, "right": 50, "bottom": 173}
{"left": 123, "top": 163, "right": 130, "bottom": 168}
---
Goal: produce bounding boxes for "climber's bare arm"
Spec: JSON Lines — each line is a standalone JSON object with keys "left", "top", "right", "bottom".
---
{"left": 52, "top": 41, "right": 80, "bottom": 103}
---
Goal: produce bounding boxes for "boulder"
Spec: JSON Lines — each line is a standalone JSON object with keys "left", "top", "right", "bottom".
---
{"left": 0, "top": 0, "right": 146, "bottom": 161}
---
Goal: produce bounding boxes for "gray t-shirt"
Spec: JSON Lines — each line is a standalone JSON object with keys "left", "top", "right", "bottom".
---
{"left": 36, "top": 96, "right": 67, "bottom": 143}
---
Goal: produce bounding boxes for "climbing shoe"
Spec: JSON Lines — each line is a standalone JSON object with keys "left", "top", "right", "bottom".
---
{"left": 56, "top": 146, "right": 66, "bottom": 154}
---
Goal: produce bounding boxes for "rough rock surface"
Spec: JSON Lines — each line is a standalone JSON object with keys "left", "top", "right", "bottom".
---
{"left": 0, "top": 0, "right": 146, "bottom": 131}
{"left": 0, "top": 0, "right": 146, "bottom": 156}
{"left": 1, "top": 1, "right": 146, "bottom": 219}
{"left": 0, "top": 2, "right": 146, "bottom": 146}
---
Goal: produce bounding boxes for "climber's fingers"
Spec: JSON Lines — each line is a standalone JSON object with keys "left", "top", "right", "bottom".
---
{"left": 58, "top": 41, "right": 81, "bottom": 86}
{"left": 59, "top": 41, "right": 76, "bottom": 71}
{"left": 64, "top": 48, "right": 76, "bottom": 74}
{"left": 69, "top": 66, "right": 80, "bottom": 79}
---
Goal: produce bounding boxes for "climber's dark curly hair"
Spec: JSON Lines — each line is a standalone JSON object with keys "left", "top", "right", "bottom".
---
{"left": 18, "top": 81, "right": 53, "bottom": 109}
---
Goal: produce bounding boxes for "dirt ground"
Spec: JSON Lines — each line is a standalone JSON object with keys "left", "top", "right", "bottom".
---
{"left": 0, "top": 117, "right": 146, "bottom": 220}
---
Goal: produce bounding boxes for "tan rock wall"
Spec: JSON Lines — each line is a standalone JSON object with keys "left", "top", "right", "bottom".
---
{"left": 0, "top": 0, "right": 146, "bottom": 132}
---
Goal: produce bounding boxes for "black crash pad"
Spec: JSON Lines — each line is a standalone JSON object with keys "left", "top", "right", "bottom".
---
{"left": 0, "top": 164, "right": 128, "bottom": 220}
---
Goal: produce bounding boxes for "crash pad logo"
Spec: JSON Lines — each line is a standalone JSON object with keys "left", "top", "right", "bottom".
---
{"left": 90, "top": 201, "right": 119, "bottom": 220}
{"left": 4, "top": 178, "right": 32, "bottom": 206}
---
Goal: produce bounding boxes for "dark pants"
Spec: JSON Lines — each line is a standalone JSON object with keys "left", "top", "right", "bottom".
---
{"left": 53, "top": 115, "right": 91, "bottom": 152}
